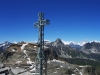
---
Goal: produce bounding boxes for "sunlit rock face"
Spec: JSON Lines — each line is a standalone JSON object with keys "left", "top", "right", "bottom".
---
{"left": 0, "top": 42, "right": 50, "bottom": 65}
{"left": 0, "top": 43, "right": 33, "bottom": 64}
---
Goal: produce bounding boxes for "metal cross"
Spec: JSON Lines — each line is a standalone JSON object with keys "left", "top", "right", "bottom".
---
{"left": 34, "top": 12, "right": 50, "bottom": 75}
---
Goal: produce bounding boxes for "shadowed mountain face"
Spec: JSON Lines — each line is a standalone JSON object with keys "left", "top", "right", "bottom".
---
{"left": 81, "top": 42, "right": 100, "bottom": 54}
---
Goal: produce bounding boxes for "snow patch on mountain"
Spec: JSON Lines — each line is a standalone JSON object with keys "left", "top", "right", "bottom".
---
{"left": 20, "top": 43, "right": 36, "bottom": 72}
{"left": 51, "top": 59, "right": 65, "bottom": 63}
{"left": 21, "top": 43, "right": 28, "bottom": 50}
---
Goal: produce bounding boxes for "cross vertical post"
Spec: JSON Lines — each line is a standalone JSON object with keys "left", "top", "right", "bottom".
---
{"left": 34, "top": 12, "right": 50, "bottom": 75}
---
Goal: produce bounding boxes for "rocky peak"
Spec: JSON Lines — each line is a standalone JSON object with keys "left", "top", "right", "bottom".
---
{"left": 0, "top": 41, "right": 12, "bottom": 52}
{"left": 4, "top": 41, "right": 10, "bottom": 44}
{"left": 55, "top": 38, "right": 62, "bottom": 43}
{"left": 52, "top": 38, "right": 64, "bottom": 47}
{"left": 0, "top": 41, "right": 11, "bottom": 46}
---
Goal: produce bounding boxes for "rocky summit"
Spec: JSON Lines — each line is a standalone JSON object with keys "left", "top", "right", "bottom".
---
{"left": 0, "top": 39, "right": 100, "bottom": 75}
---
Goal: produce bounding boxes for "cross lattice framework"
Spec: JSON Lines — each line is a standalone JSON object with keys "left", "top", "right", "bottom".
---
{"left": 34, "top": 12, "right": 50, "bottom": 75}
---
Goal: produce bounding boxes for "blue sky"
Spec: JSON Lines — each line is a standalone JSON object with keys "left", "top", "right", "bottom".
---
{"left": 0, "top": 0, "right": 100, "bottom": 43}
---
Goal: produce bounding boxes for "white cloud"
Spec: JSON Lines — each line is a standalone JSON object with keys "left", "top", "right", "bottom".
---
{"left": 62, "top": 40, "right": 87, "bottom": 46}
{"left": 14, "top": 41, "right": 18, "bottom": 44}
{"left": 62, "top": 40, "right": 75, "bottom": 45}
{"left": 44, "top": 39, "right": 50, "bottom": 42}
{"left": 27, "top": 41, "right": 34, "bottom": 43}
{"left": 77, "top": 41, "right": 87, "bottom": 46}
{"left": 90, "top": 40, "right": 100, "bottom": 43}
{"left": 62, "top": 40, "right": 100, "bottom": 46}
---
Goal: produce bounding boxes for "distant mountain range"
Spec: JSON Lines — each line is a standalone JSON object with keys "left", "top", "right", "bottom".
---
{"left": 1, "top": 38, "right": 100, "bottom": 55}
{"left": 44, "top": 38, "right": 100, "bottom": 61}
{"left": 1, "top": 38, "right": 100, "bottom": 63}
{"left": 0, "top": 38, "right": 100, "bottom": 74}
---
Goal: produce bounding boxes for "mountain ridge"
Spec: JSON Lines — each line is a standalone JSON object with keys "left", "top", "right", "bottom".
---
{"left": 0, "top": 39, "right": 100, "bottom": 74}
